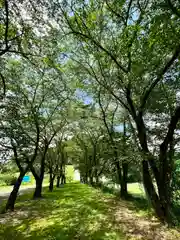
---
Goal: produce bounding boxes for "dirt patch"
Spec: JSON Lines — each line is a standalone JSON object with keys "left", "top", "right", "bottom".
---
{"left": 105, "top": 197, "right": 180, "bottom": 240}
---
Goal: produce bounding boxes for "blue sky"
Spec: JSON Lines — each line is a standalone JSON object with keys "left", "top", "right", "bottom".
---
{"left": 75, "top": 88, "right": 124, "bottom": 132}
{"left": 75, "top": 88, "right": 93, "bottom": 105}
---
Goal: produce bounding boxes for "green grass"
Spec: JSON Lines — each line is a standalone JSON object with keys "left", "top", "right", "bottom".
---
{"left": 127, "top": 183, "right": 145, "bottom": 197}
{"left": 99, "top": 181, "right": 154, "bottom": 219}
{"left": 0, "top": 183, "right": 180, "bottom": 240}
{"left": 0, "top": 165, "right": 75, "bottom": 192}
{"left": 0, "top": 184, "right": 125, "bottom": 240}
{"left": 1, "top": 169, "right": 180, "bottom": 239}
{"left": 65, "top": 165, "right": 75, "bottom": 183}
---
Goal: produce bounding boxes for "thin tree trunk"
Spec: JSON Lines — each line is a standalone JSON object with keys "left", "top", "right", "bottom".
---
{"left": 116, "top": 161, "right": 122, "bottom": 190}
{"left": 49, "top": 179, "right": 54, "bottom": 192}
{"left": 32, "top": 154, "right": 46, "bottom": 198}
{"left": 33, "top": 177, "right": 43, "bottom": 198}
{"left": 80, "top": 172, "right": 84, "bottom": 183}
{"left": 95, "top": 175, "right": 99, "bottom": 185}
{"left": 89, "top": 175, "right": 94, "bottom": 185}
{"left": 5, "top": 172, "right": 25, "bottom": 211}
{"left": 121, "top": 120, "right": 128, "bottom": 198}
{"left": 121, "top": 162, "right": 128, "bottom": 198}
{"left": 63, "top": 165, "right": 66, "bottom": 184}
{"left": 49, "top": 173, "right": 54, "bottom": 192}
{"left": 56, "top": 176, "right": 60, "bottom": 187}
{"left": 61, "top": 174, "right": 64, "bottom": 184}
{"left": 84, "top": 172, "right": 88, "bottom": 183}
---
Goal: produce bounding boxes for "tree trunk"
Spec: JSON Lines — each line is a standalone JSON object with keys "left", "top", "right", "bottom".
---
{"left": 95, "top": 175, "right": 99, "bottom": 185}
{"left": 89, "top": 175, "right": 94, "bottom": 185}
{"left": 33, "top": 177, "right": 43, "bottom": 199}
{"left": 80, "top": 172, "right": 84, "bottom": 183}
{"left": 121, "top": 162, "right": 128, "bottom": 198}
{"left": 84, "top": 173, "right": 88, "bottom": 183}
{"left": 56, "top": 176, "right": 60, "bottom": 187}
{"left": 115, "top": 161, "right": 122, "bottom": 189}
{"left": 142, "top": 160, "right": 167, "bottom": 222}
{"left": 32, "top": 154, "right": 46, "bottom": 198}
{"left": 49, "top": 179, "right": 54, "bottom": 192}
{"left": 135, "top": 114, "right": 174, "bottom": 224}
{"left": 61, "top": 174, "right": 66, "bottom": 184}
{"left": 5, "top": 172, "right": 25, "bottom": 211}
{"left": 121, "top": 120, "right": 128, "bottom": 198}
{"left": 49, "top": 173, "right": 54, "bottom": 192}
{"left": 158, "top": 159, "right": 175, "bottom": 224}
{"left": 143, "top": 159, "right": 175, "bottom": 225}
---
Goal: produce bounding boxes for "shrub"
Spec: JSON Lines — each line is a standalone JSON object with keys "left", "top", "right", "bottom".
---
{"left": 4, "top": 175, "right": 17, "bottom": 186}
{"left": 0, "top": 179, "right": 5, "bottom": 186}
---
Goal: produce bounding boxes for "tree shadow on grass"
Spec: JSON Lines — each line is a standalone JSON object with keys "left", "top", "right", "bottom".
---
{"left": 125, "top": 195, "right": 151, "bottom": 214}
{"left": 1, "top": 183, "right": 179, "bottom": 240}
{"left": 0, "top": 183, "right": 126, "bottom": 240}
{"left": 98, "top": 184, "right": 151, "bottom": 214}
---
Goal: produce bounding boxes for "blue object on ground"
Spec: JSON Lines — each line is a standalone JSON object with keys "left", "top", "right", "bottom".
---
{"left": 23, "top": 175, "right": 30, "bottom": 182}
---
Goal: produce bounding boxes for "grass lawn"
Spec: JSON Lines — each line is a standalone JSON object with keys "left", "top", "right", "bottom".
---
{"left": 0, "top": 165, "right": 75, "bottom": 193}
{"left": 0, "top": 183, "right": 180, "bottom": 240}
{"left": 127, "top": 183, "right": 145, "bottom": 197}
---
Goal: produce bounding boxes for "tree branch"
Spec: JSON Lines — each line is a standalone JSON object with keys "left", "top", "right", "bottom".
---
{"left": 140, "top": 45, "right": 180, "bottom": 112}
{"left": 4, "top": 0, "right": 9, "bottom": 49}
{"left": 160, "top": 106, "right": 180, "bottom": 154}
{"left": 105, "top": 0, "right": 126, "bottom": 25}
{"left": 125, "top": 0, "right": 133, "bottom": 26}
{"left": 166, "top": 0, "right": 180, "bottom": 18}
{"left": 61, "top": 5, "right": 127, "bottom": 73}
{"left": 98, "top": 89, "right": 112, "bottom": 140}
{"left": 69, "top": 30, "right": 128, "bottom": 73}
{"left": 127, "top": 8, "right": 144, "bottom": 72}
{"left": 126, "top": 85, "right": 137, "bottom": 119}
{"left": 0, "top": 72, "right": 6, "bottom": 96}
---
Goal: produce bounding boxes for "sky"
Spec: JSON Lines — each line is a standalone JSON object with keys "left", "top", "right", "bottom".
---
{"left": 75, "top": 88, "right": 93, "bottom": 105}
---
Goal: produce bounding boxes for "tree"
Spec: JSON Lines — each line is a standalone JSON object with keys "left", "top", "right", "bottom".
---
{"left": 54, "top": 0, "right": 180, "bottom": 224}
{"left": 45, "top": 136, "right": 68, "bottom": 191}
{"left": 0, "top": 54, "right": 70, "bottom": 206}
{"left": 0, "top": 61, "right": 41, "bottom": 211}
{"left": 27, "top": 73, "right": 69, "bottom": 198}
{"left": 46, "top": 147, "right": 59, "bottom": 192}
{"left": 97, "top": 89, "right": 130, "bottom": 197}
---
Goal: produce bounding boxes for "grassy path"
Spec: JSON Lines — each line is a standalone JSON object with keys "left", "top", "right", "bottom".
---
{"left": 0, "top": 183, "right": 179, "bottom": 240}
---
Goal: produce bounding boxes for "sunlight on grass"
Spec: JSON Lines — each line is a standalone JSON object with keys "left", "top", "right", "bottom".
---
{"left": 65, "top": 165, "right": 75, "bottom": 183}
{"left": 0, "top": 165, "right": 74, "bottom": 194}
{"left": 128, "top": 183, "right": 145, "bottom": 197}
{"left": 1, "top": 182, "right": 180, "bottom": 240}
{"left": 0, "top": 183, "right": 125, "bottom": 240}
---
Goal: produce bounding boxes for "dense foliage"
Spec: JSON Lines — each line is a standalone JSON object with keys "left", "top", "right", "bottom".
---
{"left": 0, "top": 0, "right": 180, "bottom": 226}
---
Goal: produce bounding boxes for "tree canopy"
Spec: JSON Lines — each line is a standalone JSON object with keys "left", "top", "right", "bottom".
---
{"left": 0, "top": 0, "right": 180, "bottom": 226}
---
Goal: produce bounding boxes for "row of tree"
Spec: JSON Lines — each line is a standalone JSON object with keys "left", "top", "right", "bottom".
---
{"left": 0, "top": 0, "right": 180, "bottom": 226}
